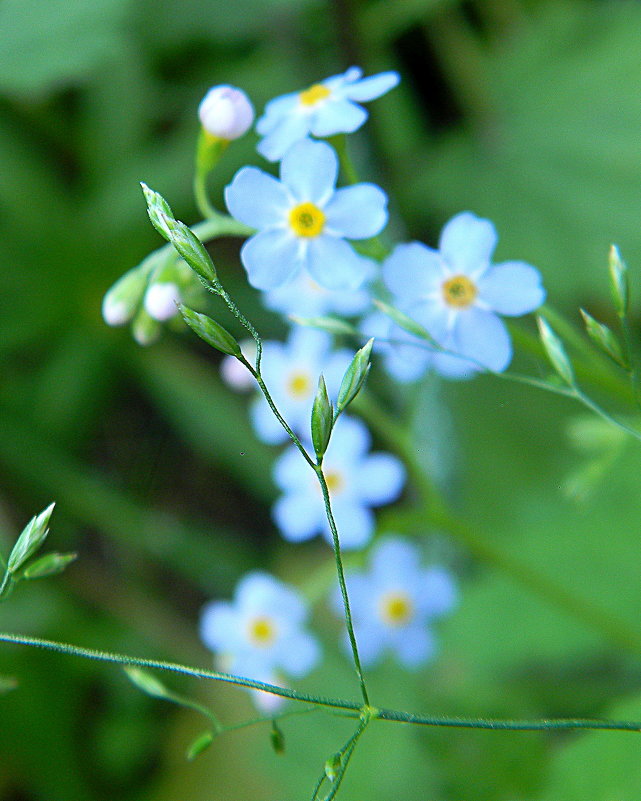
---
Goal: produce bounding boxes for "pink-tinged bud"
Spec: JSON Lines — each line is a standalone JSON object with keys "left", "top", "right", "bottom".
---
{"left": 198, "top": 85, "right": 254, "bottom": 141}
{"left": 144, "top": 282, "right": 181, "bottom": 321}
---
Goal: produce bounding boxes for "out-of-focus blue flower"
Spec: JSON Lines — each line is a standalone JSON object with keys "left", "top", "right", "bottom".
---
{"left": 225, "top": 139, "right": 388, "bottom": 292}
{"left": 332, "top": 537, "right": 457, "bottom": 668}
{"left": 382, "top": 212, "right": 546, "bottom": 378}
{"left": 272, "top": 416, "right": 405, "bottom": 550}
{"left": 256, "top": 66, "right": 400, "bottom": 162}
{"left": 200, "top": 571, "right": 320, "bottom": 684}
{"left": 250, "top": 328, "right": 353, "bottom": 445}
{"left": 263, "top": 259, "right": 375, "bottom": 319}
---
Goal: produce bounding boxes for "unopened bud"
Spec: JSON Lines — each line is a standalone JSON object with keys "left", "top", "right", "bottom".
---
{"left": 198, "top": 85, "right": 254, "bottom": 141}
{"left": 144, "top": 282, "right": 181, "bottom": 321}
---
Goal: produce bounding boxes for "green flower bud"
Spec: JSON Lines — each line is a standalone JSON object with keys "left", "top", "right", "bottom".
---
{"left": 336, "top": 339, "right": 374, "bottom": 415}
{"left": 179, "top": 305, "right": 243, "bottom": 357}
{"left": 537, "top": 316, "right": 574, "bottom": 386}
{"left": 311, "top": 374, "right": 333, "bottom": 460}
{"left": 579, "top": 309, "right": 627, "bottom": 368}
{"left": 7, "top": 503, "right": 55, "bottom": 575}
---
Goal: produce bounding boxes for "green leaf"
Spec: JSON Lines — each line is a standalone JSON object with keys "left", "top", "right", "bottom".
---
{"left": 270, "top": 720, "right": 285, "bottom": 754}
{"left": 7, "top": 502, "right": 55, "bottom": 575}
{"left": 537, "top": 316, "right": 575, "bottom": 386}
{"left": 186, "top": 730, "right": 215, "bottom": 761}
{"left": 336, "top": 339, "right": 374, "bottom": 415}
{"left": 23, "top": 552, "right": 77, "bottom": 580}
{"left": 579, "top": 308, "right": 627, "bottom": 368}
{"left": 289, "top": 315, "right": 359, "bottom": 337}
{"left": 609, "top": 244, "right": 629, "bottom": 318}
{"left": 311, "top": 375, "right": 333, "bottom": 460}
{"left": 124, "top": 666, "right": 174, "bottom": 701}
{"left": 373, "top": 299, "right": 435, "bottom": 343}
{"left": 179, "top": 305, "right": 242, "bottom": 358}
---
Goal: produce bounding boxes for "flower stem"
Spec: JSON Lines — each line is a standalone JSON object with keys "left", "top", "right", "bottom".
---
{"left": 316, "top": 466, "right": 370, "bottom": 707}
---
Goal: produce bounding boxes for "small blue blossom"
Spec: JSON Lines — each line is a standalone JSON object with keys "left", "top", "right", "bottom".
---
{"left": 263, "top": 258, "right": 375, "bottom": 319}
{"left": 272, "top": 416, "right": 405, "bottom": 550}
{"left": 333, "top": 537, "right": 457, "bottom": 668}
{"left": 225, "top": 139, "right": 388, "bottom": 292}
{"left": 250, "top": 327, "right": 353, "bottom": 445}
{"left": 200, "top": 571, "right": 320, "bottom": 684}
{"left": 382, "top": 212, "right": 546, "bottom": 378}
{"left": 256, "top": 66, "right": 400, "bottom": 162}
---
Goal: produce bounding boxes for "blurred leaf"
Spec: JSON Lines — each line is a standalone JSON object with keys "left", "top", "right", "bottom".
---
{"left": 0, "top": 675, "right": 18, "bottom": 694}
{"left": 0, "top": 0, "right": 132, "bottom": 96}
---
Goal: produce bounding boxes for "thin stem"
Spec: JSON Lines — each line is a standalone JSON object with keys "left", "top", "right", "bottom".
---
{"left": 572, "top": 388, "right": 641, "bottom": 444}
{"left": 3, "top": 632, "right": 641, "bottom": 735}
{"left": 316, "top": 467, "right": 370, "bottom": 707}
{"left": 193, "top": 169, "right": 217, "bottom": 219}
{"left": 0, "top": 570, "right": 11, "bottom": 600}
{"left": 312, "top": 713, "right": 371, "bottom": 801}
{"left": 621, "top": 315, "right": 641, "bottom": 408}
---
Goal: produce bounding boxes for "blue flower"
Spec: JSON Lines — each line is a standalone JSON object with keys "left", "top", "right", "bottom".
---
{"left": 200, "top": 571, "right": 320, "bottom": 683}
{"left": 332, "top": 537, "right": 457, "bottom": 669}
{"left": 382, "top": 212, "right": 546, "bottom": 377}
{"left": 250, "top": 327, "right": 353, "bottom": 445}
{"left": 263, "top": 258, "right": 375, "bottom": 319}
{"left": 272, "top": 416, "right": 405, "bottom": 550}
{"left": 225, "top": 139, "right": 388, "bottom": 292}
{"left": 256, "top": 66, "right": 400, "bottom": 162}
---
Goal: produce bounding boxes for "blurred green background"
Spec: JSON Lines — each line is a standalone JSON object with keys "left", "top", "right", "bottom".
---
{"left": 3, "top": 0, "right": 641, "bottom": 798}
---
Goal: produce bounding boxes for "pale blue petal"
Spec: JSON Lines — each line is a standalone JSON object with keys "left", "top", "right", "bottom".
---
{"left": 324, "top": 349, "right": 355, "bottom": 398}
{"left": 439, "top": 212, "right": 498, "bottom": 277}
{"left": 225, "top": 167, "right": 290, "bottom": 229}
{"left": 324, "top": 499, "right": 374, "bottom": 550}
{"left": 200, "top": 602, "right": 242, "bottom": 653}
{"left": 277, "top": 632, "right": 321, "bottom": 677}
{"left": 324, "top": 184, "right": 388, "bottom": 239}
{"left": 384, "top": 346, "right": 433, "bottom": 383}
{"left": 337, "top": 572, "right": 372, "bottom": 617}
{"left": 416, "top": 567, "right": 458, "bottom": 618}
{"left": 229, "top": 652, "right": 276, "bottom": 681}
{"left": 237, "top": 573, "right": 308, "bottom": 627}
{"left": 310, "top": 99, "right": 368, "bottom": 136}
{"left": 273, "top": 493, "right": 322, "bottom": 543}
{"left": 240, "top": 229, "right": 301, "bottom": 290}
{"left": 327, "top": 415, "right": 371, "bottom": 462}
{"left": 370, "top": 538, "right": 421, "bottom": 582}
{"left": 346, "top": 622, "right": 384, "bottom": 667}
{"left": 288, "top": 324, "right": 332, "bottom": 361}
{"left": 393, "top": 624, "right": 435, "bottom": 669}
{"left": 256, "top": 93, "right": 299, "bottom": 135}
{"left": 257, "top": 114, "right": 311, "bottom": 162}
{"left": 307, "top": 235, "right": 370, "bottom": 290}
{"left": 452, "top": 308, "right": 512, "bottom": 372}
{"left": 341, "top": 71, "right": 400, "bottom": 102}
{"left": 477, "top": 261, "right": 546, "bottom": 316}
{"left": 324, "top": 66, "right": 363, "bottom": 91}
{"left": 280, "top": 139, "right": 338, "bottom": 204}
{"left": 273, "top": 446, "right": 310, "bottom": 491}
{"left": 250, "top": 397, "right": 288, "bottom": 444}
{"left": 353, "top": 453, "right": 405, "bottom": 506}
{"left": 402, "top": 299, "right": 450, "bottom": 342}
{"left": 432, "top": 350, "right": 478, "bottom": 380}
{"left": 383, "top": 242, "right": 443, "bottom": 301}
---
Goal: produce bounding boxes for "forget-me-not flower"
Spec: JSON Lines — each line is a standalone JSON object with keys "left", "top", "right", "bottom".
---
{"left": 256, "top": 66, "right": 400, "bottom": 162}
{"left": 272, "top": 416, "right": 405, "bottom": 550}
{"left": 225, "top": 138, "right": 388, "bottom": 292}
{"left": 250, "top": 327, "right": 353, "bottom": 445}
{"left": 333, "top": 537, "right": 457, "bottom": 668}
{"left": 263, "top": 257, "right": 375, "bottom": 319}
{"left": 382, "top": 212, "right": 546, "bottom": 377}
{"left": 200, "top": 571, "right": 320, "bottom": 684}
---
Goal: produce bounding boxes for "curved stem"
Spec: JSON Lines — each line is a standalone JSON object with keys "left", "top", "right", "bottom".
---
{"left": 317, "top": 467, "right": 369, "bottom": 706}
{"left": 3, "top": 632, "right": 641, "bottom": 736}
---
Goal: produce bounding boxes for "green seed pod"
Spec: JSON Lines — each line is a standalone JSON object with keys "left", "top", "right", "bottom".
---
{"left": 179, "top": 305, "right": 243, "bottom": 357}
{"left": 311, "top": 374, "right": 333, "bottom": 460}
{"left": 336, "top": 339, "right": 374, "bottom": 415}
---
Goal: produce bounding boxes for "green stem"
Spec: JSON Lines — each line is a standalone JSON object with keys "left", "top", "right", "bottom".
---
{"left": 317, "top": 467, "right": 370, "bottom": 707}
{"left": 193, "top": 169, "right": 217, "bottom": 219}
{"left": 314, "top": 714, "right": 371, "bottom": 801}
{"left": 3, "top": 633, "right": 641, "bottom": 735}
{"left": 0, "top": 570, "right": 12, "bottom": 600}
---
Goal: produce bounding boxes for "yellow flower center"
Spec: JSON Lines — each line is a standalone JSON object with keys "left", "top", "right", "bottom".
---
{"left": 379, "top": 592, "right": 413, "bottom": 627}
{"left": 287, "top": 371, "right": 312, "bottom": 398}
{"left": 299, "top": 83, "right": 331, "bottom": 106}
{"left": 442, "top": 275, "right": 477, "bottom": 308}
{"left": 248, "top": 616, "right": 275, "bottom": 647}
{"left": 325, "top": 470, "right": 344, "bottom": 494}
{"left": 289, "top": 202, "right": 326, "bottom": 238}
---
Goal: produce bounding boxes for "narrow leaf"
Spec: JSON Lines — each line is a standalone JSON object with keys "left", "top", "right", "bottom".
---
{"left": 311, "top": 375, "right": 333, "bottom": 460}
{"left": 609, "top": 244, "right": 629, "bottom": 318}
{"left": 179, "top": 305, "right": 242, "bottom": 357}
{"left": 7, "top": 502, "right": 55, "bottom": 575}
{"left": 373, "top": 299, "right": 435, "bottom": 342}
{"left": 124, "top": 666, "right": 174, "bottom": 700}
{"left": 289, "top": 315, "right": 359, "bottom": 337}
{"left": 537, "top": 317, "right": 575, "bottom": 386}
{"left": 336, "top": 339, "right": 374, "bottom": 414}
{"left": 186, "top": 730, "right": 215, "bottom": 761}
{"left": 23, "top": 552, "right": 77, "bottom": 579}
{"left": 580, "top": 309, "right": 627, "bottom": 368}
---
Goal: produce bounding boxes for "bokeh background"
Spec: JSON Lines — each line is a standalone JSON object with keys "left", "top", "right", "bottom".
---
{"left": 3, "top": 0, "right": 641, "bottom": 798}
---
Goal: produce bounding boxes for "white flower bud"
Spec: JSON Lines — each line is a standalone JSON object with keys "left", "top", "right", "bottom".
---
{"left": 198, "top": 85, "right": 254, "bottom": 141}
{"left": 220, "top": 338, "right": 257, "bottom": 392}
{"left": 144, "top": 282, "right": 181, "bottom": 321}
{"left": 102, "top": 296, "right": 132, "bottom": 327}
